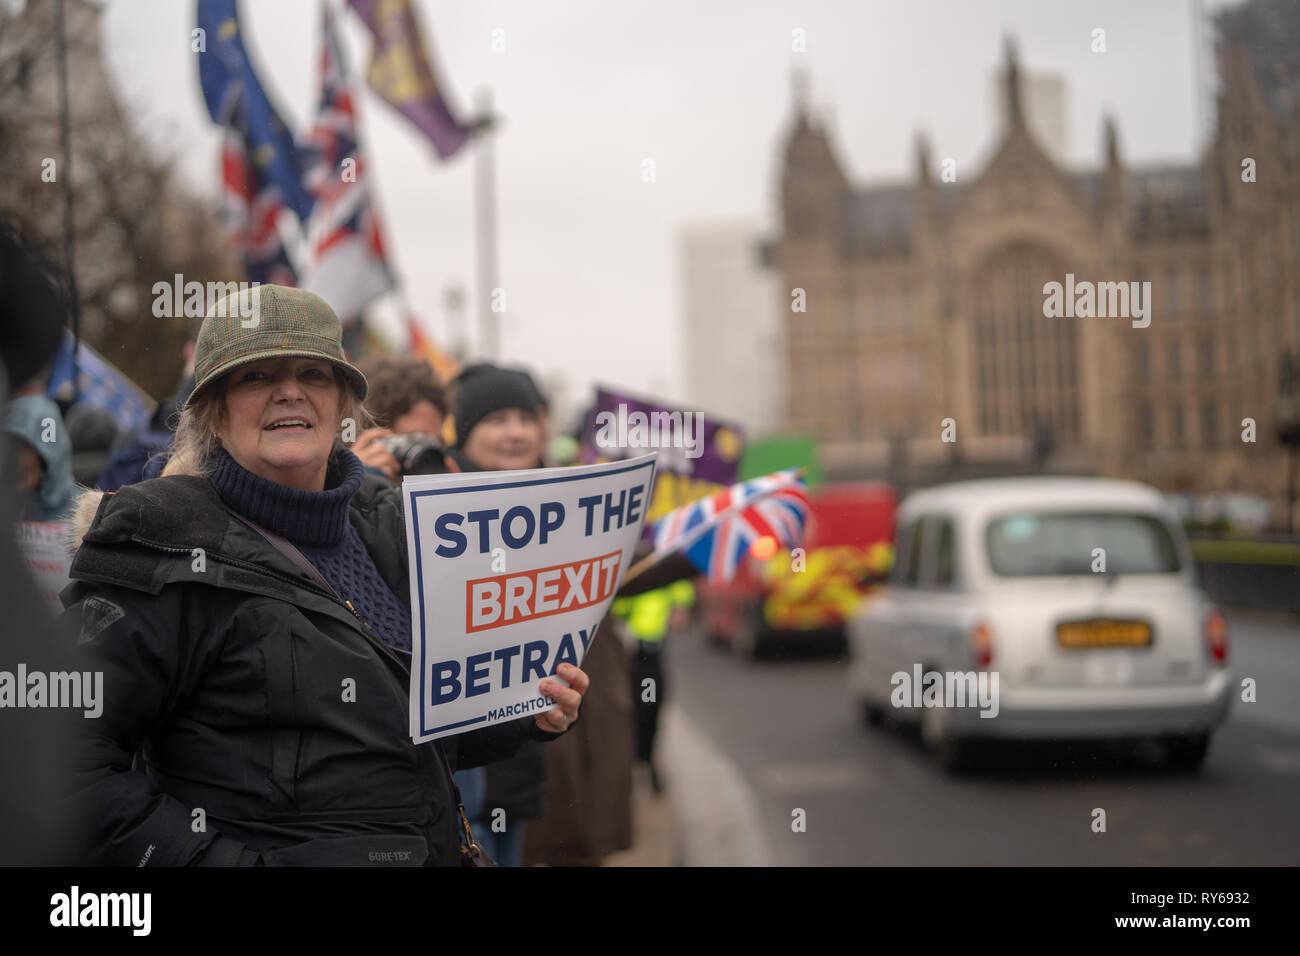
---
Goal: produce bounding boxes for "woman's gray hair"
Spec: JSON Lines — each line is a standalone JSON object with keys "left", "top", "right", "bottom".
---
{"left": 161, "top": 373, "right": 374, "bottom": 478}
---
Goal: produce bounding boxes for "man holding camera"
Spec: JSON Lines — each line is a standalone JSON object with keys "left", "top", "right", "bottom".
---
{"left": 352, "top": 355, "right": 454, "bottom": 479}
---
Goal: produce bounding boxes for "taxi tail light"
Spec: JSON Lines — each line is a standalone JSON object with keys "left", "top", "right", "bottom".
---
{"left": 972, "top": 621, "right": 994, "bottom": 669}
{"left": 1204, "top": 606, "right": 1228, "bottom": 665}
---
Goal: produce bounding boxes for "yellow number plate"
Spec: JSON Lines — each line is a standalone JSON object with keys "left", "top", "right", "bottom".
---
{"left": 1056, "top": 619, "right": 1152, "bottom": 649}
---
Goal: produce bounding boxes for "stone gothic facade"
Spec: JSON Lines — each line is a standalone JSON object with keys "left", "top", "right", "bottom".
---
{"left": 773, "top": 21, "right": 1300, "bottom": 525}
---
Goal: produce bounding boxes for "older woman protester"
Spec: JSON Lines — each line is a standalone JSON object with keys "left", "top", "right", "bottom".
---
{"left": 60, "top": 286, "right": 587, "bottom": 866}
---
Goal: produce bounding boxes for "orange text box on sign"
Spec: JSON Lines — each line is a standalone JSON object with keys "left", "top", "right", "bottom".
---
{"left": 466, "top": 550, "right": 623, "bottom": 633}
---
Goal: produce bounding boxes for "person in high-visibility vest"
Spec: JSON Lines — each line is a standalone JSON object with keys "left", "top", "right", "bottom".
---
{"left": 612, "top": 578, "right": 695, "bottom": 794}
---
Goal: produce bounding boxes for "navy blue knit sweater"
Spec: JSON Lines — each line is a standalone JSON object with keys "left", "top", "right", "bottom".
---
{"left": 207, "top": 445, "right": 413, "bottom": 651}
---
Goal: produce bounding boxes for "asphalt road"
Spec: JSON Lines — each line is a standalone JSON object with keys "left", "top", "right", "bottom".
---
{"left": 664, "top": 606, "right": 1300, "bottom": 865}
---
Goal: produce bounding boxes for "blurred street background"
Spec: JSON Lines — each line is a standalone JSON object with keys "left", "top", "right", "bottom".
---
{"left": 652, "top": 604, "right": 1299, "bottom": 866}
{"left": 3, "top": 0, "right": 1298, "bottom": 867}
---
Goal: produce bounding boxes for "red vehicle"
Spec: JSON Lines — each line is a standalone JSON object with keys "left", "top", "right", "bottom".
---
{"left": 700, "top": 482, "right": 897, "bottom": 657}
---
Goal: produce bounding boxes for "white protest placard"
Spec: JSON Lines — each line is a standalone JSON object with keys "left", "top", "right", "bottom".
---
{"left": 403, "top": 453, "right": 658, "bottom": 743}
{"left": 17, "top": 521, "right": 72, "bottom": 614}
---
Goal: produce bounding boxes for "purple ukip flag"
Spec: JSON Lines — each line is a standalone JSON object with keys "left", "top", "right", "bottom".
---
{"left": 578, "top": 387, "right": 747, "bottom": 541}
{"left": 347, "top": 0, "right": 478, "bottom": 159}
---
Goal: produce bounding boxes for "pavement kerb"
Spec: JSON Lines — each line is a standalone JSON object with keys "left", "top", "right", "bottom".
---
{"left": 657, "top": 703, "right": 772, "bottom": 866}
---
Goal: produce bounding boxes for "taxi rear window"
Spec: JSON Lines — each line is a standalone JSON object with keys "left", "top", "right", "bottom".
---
{"left": 985, "top": 511, "right": 1181, "bottom": 576}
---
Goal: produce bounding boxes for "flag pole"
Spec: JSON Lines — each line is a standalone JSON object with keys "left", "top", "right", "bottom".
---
{"left": 474, "top": 86, "right": 500, "bottom": 361}
{"left": 443, "top": 283, "right": 467, "bottom": 360}
{"left": 53, "top": 0, "right": 80, "bottom": 392}
{"left": 621, "top": 551, "right": 661, "bottom": 586}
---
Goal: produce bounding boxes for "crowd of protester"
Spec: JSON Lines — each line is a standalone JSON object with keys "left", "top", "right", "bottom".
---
{"left": 0, "top": 218, "right": 678, "bottom": 867}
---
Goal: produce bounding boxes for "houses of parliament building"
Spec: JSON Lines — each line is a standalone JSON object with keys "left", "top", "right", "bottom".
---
{"left": 771, "top": 2, "right": 1300, "bottom": 525}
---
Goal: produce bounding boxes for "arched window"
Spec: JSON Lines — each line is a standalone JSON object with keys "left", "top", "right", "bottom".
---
{"left": 969, "top": 243, "right": 1080, "bottom": 442}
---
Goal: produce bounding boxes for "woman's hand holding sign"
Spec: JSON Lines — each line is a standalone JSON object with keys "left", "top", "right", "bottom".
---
{"left": 536, "top": 663, "right": 588, "bottom": 733}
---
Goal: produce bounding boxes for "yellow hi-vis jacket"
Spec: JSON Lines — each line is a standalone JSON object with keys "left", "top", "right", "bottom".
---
{"left": 612, "top": 579, "right": 695, "bottom": 643}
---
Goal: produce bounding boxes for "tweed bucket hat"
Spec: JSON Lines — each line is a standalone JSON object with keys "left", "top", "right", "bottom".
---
{"left": 184, "top": 285, "right": 367, "bottom": 409}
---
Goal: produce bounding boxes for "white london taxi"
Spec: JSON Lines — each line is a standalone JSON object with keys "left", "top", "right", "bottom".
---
{"left": 847, "top": 477, "right": 1232, "bottom": 771}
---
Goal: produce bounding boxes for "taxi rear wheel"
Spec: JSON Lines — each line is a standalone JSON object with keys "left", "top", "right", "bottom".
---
{"left": 1162, "top": 732, "right": 1210, "bottom": 771}
{"left": 859, "top": 699, "right": 885, "bottom": 728}
{"left": 920, "top": 701, "right": 977, "bottom": 773}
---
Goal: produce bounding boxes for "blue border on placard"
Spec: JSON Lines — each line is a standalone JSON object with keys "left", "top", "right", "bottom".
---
{"left": 409, "top": 457, "right": 657, "bottom": 737}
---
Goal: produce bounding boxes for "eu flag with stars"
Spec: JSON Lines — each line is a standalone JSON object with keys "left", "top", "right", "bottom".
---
{"left": 196, "top": 0, "right": 315, "bottom": 224}
{"left": 198, "top": 1, "right": 315, "bottom": 290}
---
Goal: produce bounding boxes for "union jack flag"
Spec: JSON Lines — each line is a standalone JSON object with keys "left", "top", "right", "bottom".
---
{"left": 651, "top": 469, "right": 811, "bottom": 583}
{"left": 299, "top": 1, "right": 395, "bottom": 325}
{"left": 218, "top": 128, "right": 299, "bottom": 286}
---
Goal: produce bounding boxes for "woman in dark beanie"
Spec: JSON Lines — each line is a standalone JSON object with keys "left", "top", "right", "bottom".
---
{"left": 446, "top": 362, "right": 548, "bottom": 471}
{"left": 448, "top": 363, "right": 637, "bottom": 867}
{"left": 60, "top": 287, "right": 587, "bottom": 866}
{"left": 443, "top": 362, "right": 554, "bottom": 866}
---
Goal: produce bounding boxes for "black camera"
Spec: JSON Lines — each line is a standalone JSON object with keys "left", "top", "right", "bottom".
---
{"left": 377, "top": 433, "right": 449, "bottom": 476}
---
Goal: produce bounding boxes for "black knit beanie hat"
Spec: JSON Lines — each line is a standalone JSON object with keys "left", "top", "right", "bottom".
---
{"left": 449, "top": 363, "right": 543, "bottom": 448}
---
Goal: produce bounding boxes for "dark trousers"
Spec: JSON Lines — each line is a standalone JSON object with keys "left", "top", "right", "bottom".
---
{"left": 632, "top": 641, "right": 664, "bottom": 763}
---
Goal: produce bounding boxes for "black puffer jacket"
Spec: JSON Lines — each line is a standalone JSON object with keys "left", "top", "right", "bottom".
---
{"left": 59, "top": 467, "right": 567, "bottom": 866}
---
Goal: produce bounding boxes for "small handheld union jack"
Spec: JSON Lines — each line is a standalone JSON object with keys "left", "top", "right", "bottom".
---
{"left": 647, "top": 469, "right": 811, "bottom": 583}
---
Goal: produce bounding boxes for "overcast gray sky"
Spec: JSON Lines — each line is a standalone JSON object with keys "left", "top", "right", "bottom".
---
{"left": 100, "top": 0, "right": 1240, "bottom": 421}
